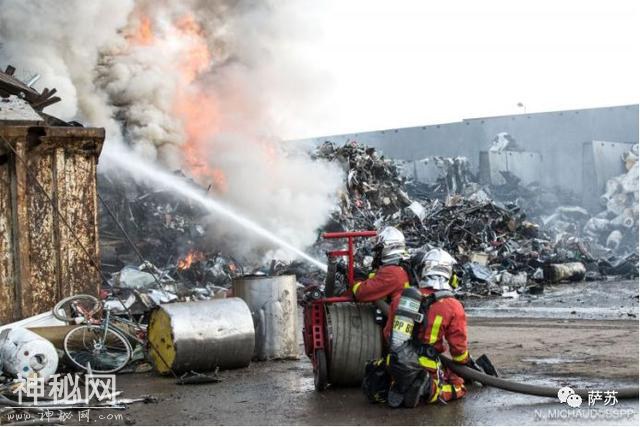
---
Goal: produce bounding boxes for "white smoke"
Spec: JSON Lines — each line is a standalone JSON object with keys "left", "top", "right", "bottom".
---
{"left": 0, "top": 0, "right": 342, "bottom": 262}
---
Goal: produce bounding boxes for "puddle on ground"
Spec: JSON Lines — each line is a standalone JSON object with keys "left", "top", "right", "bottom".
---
{"left": 521, "top": 357, "right": 588, "bottom": 365}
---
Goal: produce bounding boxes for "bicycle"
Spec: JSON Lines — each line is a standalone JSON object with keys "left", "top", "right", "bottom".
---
{"left": 52, "top": 294, "right": 146, "bottom": 374}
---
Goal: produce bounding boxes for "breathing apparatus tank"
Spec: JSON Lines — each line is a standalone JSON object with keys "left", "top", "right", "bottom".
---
{"left": 390, "top": 287, "right": 424, "bottom": 350}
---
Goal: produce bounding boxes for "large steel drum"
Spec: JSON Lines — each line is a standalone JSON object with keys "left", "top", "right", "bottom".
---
{"left": 233, "top": 275, "right": 298, "bottom": 360}
{"left": 148, "top": 298, "right": 255, "bottom": 374}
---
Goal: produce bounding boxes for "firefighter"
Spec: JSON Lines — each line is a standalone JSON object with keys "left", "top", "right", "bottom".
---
{"left": 362, "top": 247, "right": 477, "bottom": 408}
{"left": 349, "top": 226, "right": 410, "bottom": 340}
{"left": 411, "top": 248, "right": 469, "bottom": 404}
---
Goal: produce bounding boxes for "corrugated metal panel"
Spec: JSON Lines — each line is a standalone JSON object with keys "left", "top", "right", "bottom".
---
{"left": 486, "top": 151, "right": 543, "bottom": 186}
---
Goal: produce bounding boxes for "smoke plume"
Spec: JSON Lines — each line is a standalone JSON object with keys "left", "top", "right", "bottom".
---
{"left": 0, "top": 0, "right": 342, "bottom": 261}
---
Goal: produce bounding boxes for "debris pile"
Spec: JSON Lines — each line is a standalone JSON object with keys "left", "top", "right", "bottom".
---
{"left": 96, "top": 138, "right": 637, "bottom": 302}
{"left": 98, "top": 174, "right": 250, "bottom": 301}
{"left": 313, "top": 140, "right": 639, "bottom": 297}
{"left": 313, "top": 141, "right": 413, "bottom": 232}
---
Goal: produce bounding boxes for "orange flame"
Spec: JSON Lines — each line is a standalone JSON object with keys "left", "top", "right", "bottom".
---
{"left": 177, "top": 249, "right": 205, "bottom": 270}
{"left": 127, "top": 16, "right": 154, "bottom": 45}
{"left": 127, "top": 12, "right": 227, "bottom": 193}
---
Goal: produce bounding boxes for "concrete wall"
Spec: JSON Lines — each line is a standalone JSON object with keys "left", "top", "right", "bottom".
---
{"left": 298, "top": 105, "right": 639, "bottom": 194}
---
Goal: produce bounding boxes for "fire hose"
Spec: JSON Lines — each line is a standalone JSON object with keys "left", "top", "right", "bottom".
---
{"left": 440, "top": 356, "right": 639, "bottom": 399}
{"left": 374, "top": 301, "right": 639, "bottom": 399}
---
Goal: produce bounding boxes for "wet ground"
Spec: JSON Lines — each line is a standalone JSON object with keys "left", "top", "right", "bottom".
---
{"left": 79, "top": 279, "right": 638, "bottom": 425}
{"left": 464, "top": 279, "right": 639, "bottom": 320}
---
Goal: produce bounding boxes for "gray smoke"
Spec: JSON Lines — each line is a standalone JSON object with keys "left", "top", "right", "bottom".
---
{"left": 0, "top": 0, "right": 342, "bottom": 261}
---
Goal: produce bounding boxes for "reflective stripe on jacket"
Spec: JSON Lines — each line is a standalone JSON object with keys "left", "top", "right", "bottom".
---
{"left": 351, "top": 264, "right": 409, "bottom": 340}
{"left": 417, "top": 288, "right": 469, "bottom": 365}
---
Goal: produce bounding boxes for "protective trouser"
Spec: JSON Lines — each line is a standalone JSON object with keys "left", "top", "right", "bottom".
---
{"left": 417, "top": 354, "right": 467, "bottom": 403}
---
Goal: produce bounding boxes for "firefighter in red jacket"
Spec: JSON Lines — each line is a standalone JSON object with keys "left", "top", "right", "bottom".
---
{"left": 412, "top": 248, "right": 468, "bottom": 403}
{"left": 350, "top": 226, "right": 411, "bottom": 340}
{"left": 359, "top": 246, "right": 475, "bottom": 407}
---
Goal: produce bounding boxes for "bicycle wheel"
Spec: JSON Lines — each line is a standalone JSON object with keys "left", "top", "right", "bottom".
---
{"left": 53, "top": 294, "right": 102, "bottom": 323}
{"left": 63, "top": 325, "right": 132, "bottom": 374}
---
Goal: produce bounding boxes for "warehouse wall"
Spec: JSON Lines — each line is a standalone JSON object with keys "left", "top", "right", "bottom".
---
{"left": 298, "top": 104, "right": 639, "bottom": 194}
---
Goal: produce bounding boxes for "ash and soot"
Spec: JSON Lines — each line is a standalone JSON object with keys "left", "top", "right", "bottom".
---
{"left": 0, "top": 0, "right": 341, "bottom": 267}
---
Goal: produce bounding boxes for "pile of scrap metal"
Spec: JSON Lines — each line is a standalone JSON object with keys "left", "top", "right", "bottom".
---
{"left": 313, "top": 140, "right": 413, "bottom": 232}
{"left": 97, "top": 172, "right": 322, "bottom": 306}
{"left": 96, "top": 138, "right": 637, "bottom": 301}
{"left": 313, "top": 140, "right": 639, "bottom": 298}
{"left": 98, "top": 174, "right": 248, "bottom": 302}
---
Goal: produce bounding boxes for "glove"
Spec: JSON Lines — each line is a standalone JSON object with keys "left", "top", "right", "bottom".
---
{"left": 466, "top": 355, "right": 499, "bottom": 378}
{"left": 476, "top": 354, "right": 499, "bottom": 377}
{"left": 353, "top": 266, "right": 369, "bottom": 280}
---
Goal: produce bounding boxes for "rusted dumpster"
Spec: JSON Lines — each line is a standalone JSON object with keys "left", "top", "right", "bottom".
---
{"left": 0, "top": 96, "right": 104, "bottom": 323}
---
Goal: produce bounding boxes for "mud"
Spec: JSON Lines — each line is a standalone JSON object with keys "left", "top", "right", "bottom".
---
{"left": 77, "top": 316, "right": 638, "bottom": 425}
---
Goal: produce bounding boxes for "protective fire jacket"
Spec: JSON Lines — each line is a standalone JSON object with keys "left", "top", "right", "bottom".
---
{"left": 351, "top": 264, "right": 410, "bottom": 340}
{"left": 416, "top": 288, "right": 469, "bottom": 366}
{"left": 352, "top": 268, "right": 469, "bottom": 366}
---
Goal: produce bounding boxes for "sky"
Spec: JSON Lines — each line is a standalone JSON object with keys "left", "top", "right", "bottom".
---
{"left": 283, "top": 0, "right": 639, "bottom": 139}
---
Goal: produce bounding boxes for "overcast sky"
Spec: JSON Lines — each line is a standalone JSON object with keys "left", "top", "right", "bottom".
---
{"left": 285, "top": 0, "right": 638, "bottom": 139}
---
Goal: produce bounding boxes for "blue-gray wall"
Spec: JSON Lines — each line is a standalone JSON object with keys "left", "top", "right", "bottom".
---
{"left": 298, "top": 105, "right": 639, "bottom": 195}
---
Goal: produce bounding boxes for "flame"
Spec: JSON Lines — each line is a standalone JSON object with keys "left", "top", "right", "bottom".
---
{"left": 173, "top": 15, "right": 212, "bottom": 84}
{"left": 127, "top": 12, "right": 227, "bottom": 193}
{"left": 177, "top": 249, "right": 205, "bottom": 270}
{"left": 128, "top": 16, "right": 154, "bottom": 45}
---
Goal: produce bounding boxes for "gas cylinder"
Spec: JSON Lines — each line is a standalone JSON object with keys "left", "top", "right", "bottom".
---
{"left": 390, "top": 287, "right": 424, "bottom": 350}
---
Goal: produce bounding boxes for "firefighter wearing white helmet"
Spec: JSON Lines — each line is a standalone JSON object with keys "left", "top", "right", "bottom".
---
{"left": 373, "top": 226, "right": 408, "bottom": 267}
{"left": 350, "top": 226, "right": 411, "bottom": 342}
{"left": 361, "top": 244, "right": 495, "bottom": 408}
{"left": 419, "top": 248, "right": 458, "bottom": 290}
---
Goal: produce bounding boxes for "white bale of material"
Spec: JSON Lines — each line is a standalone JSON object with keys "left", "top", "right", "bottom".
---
{"left": 620, "top": 163, "right": 639, "bottom": 194}
{"left": 606, "top": 230, "right": 623, "bottom": 250}
{"left": 611, "top": 208, "right": 636, "bottom": 229}
{"left": 0, "top": 327, "right": 58, "bottom": 380}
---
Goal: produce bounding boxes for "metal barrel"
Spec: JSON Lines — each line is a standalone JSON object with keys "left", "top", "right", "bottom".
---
{"left": 232, "top": 275, "right": 298, "bottom": 360}
{"left": 148, "top": 298, "right": 255, "bottom": 374}
{"left": 326, "top": 303, "right": 382, "bottom": 386}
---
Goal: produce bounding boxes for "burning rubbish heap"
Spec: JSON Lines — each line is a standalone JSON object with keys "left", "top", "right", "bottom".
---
{"left": 98, "top": 174, "right": 245, "bottom": 303}
{"left": 313, "top": 140, "right": 639, "bottom": 297}
{"left": 97, "top": 138, "right": 638, "bottom": 302}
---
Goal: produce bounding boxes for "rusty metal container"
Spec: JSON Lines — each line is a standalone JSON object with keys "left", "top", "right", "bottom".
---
{"left": 0, "top": 96, "right": 104, "bottom": 323}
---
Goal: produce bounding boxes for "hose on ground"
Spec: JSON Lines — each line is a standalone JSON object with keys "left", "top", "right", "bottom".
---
{"left": 440, "top": 356, "right": 639, "bottom": 399}
{"left": 375, "top": 299, "right": 639, "bottom": 400}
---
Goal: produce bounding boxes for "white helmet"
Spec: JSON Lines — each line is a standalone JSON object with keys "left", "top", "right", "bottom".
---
{"left": 419, "top": 248, "right": 457, "bottom": 290}
{"left": 374, "top": 226, "right": 407, "bottom": 265}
